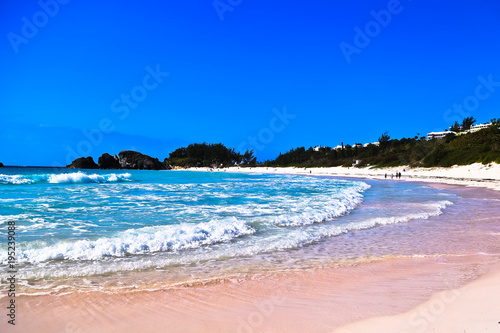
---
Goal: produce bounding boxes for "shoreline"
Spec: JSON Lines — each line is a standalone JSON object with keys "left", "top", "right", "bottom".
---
{"left": 4, "top": 253, "right": 499, "bottom": 332}
{"left": 184, "top": 162, "right": 500, "bottom": 191}
{"left": 2, "top": 168, "right": 500, "bottom": 332}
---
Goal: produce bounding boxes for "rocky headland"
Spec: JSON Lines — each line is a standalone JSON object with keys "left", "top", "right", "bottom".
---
{"left": 67, "top": 151, "right": 168, "bottom": 170}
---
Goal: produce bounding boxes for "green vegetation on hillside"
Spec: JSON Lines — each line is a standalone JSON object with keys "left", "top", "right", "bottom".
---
{"left": 70, "top": 118, "right": 498, "bottom": 170}
{"left": 423, "top": 121, "right": 500, "bottom": 167}
{"left": 165, "top": 143, "right": 256, "bottom": 168}
{"left": 262, "top": 119, "right": 500, "bottom": 168}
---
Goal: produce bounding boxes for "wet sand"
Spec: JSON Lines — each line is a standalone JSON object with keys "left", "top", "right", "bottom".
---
{"left": 2, "top": 254, "right": 498, "bottom": 333}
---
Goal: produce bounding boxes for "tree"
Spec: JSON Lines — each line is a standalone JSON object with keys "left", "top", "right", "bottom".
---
{"left": 242, "top": 149, "right": 255, "bottom": 165}
{"left": 167, "top": 143, "right": 244, "bottom": 167}
{"left": 461, "top": 116, "right": 476, "bottom": 130}
{"left": 450, "top": 121, "right": 461, "bottom": 133}
{"left": 378, "top": 131, "right": 390, "bottom": 148}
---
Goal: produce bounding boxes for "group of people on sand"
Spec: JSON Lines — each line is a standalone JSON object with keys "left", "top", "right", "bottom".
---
{"left": 385, "top": 172, "right": 402, "bottom": 179}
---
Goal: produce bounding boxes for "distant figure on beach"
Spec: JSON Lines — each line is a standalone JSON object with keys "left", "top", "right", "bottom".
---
{"left": 385, "top": 173, "right": 387, "bottom": 179}
{"left": 310, "top": 170, "right": 311, "bottom": 174}
{"left": 391, "top": 173, "right": 394, "bottom": 179}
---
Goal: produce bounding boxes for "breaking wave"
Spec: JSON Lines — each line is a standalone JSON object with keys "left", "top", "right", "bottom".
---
{"left": 0, "top": 172, "right": 131, "bottom": 185}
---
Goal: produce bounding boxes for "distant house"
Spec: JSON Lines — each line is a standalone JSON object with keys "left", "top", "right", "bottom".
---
{"left": 469, "top": 122, "right": 491, "bottom": 133}
{"left": 444, "top": 122, "right": 492, "bottom": 137}
{"left": 333, "top": 145, "right": 343, "bottom": 150}
{"left": 427, "top": 131, "right": 454, "bottom": 140}
{"left": 313, "top": 145, "right": 323, "bottom": 152}
{"left": 363, "top": 142, "right": 380, "bottom": 147}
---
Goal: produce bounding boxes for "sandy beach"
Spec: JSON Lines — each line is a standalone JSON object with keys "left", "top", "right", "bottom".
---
{"left": 2, "top": 165, "right": 500, "bottom": 333}
{"left": 203, "top": 162, "right": 500, "bottom": 192}
{"left": 3, "top": 253, "right": 498, "bottom": 333}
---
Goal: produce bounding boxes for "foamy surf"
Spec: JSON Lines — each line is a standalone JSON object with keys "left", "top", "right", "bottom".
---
{"left": 0, "top": 171, "right": 132, "bottom": 185}
{"left": 48, "top": 172, "right": 131, "bottom": 184}
{"left": 15, "top": 217, "right": 255, "bottom": 263}
{"left": 273, "top": 183, "right": 370, "bottom": 227}
{"left": 0, "top": 168, "right": 464, "bottom": 294}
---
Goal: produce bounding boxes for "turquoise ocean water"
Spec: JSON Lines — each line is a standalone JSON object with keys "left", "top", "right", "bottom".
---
{"left": 0, "top": 167, "right": 462, "bottom": 294}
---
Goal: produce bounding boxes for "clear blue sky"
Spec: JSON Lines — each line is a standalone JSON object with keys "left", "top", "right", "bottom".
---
{"left": 1, "top": 0, "right": 500, "bottom": 166}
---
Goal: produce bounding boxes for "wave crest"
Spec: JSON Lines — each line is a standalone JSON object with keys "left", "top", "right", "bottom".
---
{"left": 273, "top": 183, "right": 370, "bottom": 227}
{"left": 0, "top": 172, "right": 131, "bottom": 185}
{"left": 15, "top": 217, "right": 255, "bottom": 263}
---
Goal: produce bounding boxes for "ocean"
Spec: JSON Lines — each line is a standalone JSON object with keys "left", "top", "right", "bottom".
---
{"left": 0, "top": 167, "right": 483, "bottom": 296}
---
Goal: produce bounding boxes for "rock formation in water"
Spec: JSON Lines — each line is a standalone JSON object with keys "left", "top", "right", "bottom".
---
{"left": 67, "top": 151, "right": 170, "bottom": 170}
{"left": 66, "top": 157, "right": 98, "bottom": 169}
{"left": 118, "top": 150, "right": 166, "bottom": 170}
{"left": 98, "top": 153, "right": 121, "bottom": 169}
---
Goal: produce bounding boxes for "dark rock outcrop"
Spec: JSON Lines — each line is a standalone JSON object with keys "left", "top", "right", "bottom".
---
{"left": 0, "top": 162, "right": 3, "bottom": 167}
{"left": 162, "top": 159, "right": 173, "bottom": 170}
{"left": 118, "top": 150, "right": 166, "bottom": 170}
{"left": 66, "top": 157, "right": 98, "bottom": 169}
{"left": 67, "top": 151, "right": 167, "bottom": 170}
{"left": 98, "top": 153, "right": 121, "bottom": 169}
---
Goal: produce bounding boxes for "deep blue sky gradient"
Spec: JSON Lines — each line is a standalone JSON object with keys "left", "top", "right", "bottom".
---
{"left": 1, "top": 0, "right": 500, "bottom": 166}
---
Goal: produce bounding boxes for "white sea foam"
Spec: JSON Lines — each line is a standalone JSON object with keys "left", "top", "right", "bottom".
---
{"left": 0, "top": 172, "right": 131, "bottom": 185}
{"left": 4, "top": 200, "right": 455, "bottom": 280}
{"left": 273, "top": 183, "right": 370, "bottom": 227}
{"left": 0, "top": 174, "right": 34, "bottom": 184}
{"left": 48, "top": 172, "right": 131, "bottom": 184}
{"left": 334, "top": 200, "right": 454, "bottom": 234}
{"left": 236, "top": 200, "right": 455, "bottom": 256}
{"left": 0, "top": 170, "right": 461, "bottom": 286}
{"left": 15, "top": 217, "right": 254, "bottom": 263}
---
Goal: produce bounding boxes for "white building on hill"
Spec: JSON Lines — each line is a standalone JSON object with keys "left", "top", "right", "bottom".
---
{"left": 427, "top": 131, "right": 454, "bottom": 140}
{"left": 470, "top": 123, "right": 491, "bottom": 133}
